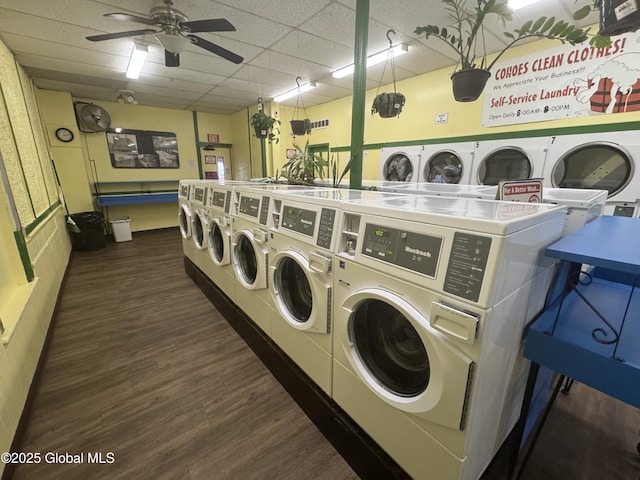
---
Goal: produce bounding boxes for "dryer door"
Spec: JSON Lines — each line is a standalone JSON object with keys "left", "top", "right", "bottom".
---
{"left": 339, "top": 289, "right": 473, "bottom": 430}
{"left": 232, "top": 229, "right": 268, "bottom": 290}
{"left": 179, "top": 203, "right": 192, "bottom": 239}
{"left": 382, "top": 153, "right": 414, "bottom": 182}
{"left": 270, "top": 250, "right": 331, "bottom": 333}
{"left": 550, "top": 142, "right": 633, "bottom": 197}
{"left": 477, "top": 147, "right": 532, "bottom": 185}
{"left": 207, "top": 217, "right": 230, "bottom": 266}
{"left": 423, "top": 150, "right": 463, "bottom": 184}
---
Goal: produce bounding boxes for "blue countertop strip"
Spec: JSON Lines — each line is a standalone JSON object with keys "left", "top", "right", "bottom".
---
{"left": 524, "top": 277, "right": 640, "bottom": 408}
{"left": 545, "top": 216, "right": 640, "bottom": 275}
{"left": 97, "top": 193, "right": 178, "bottom": 206}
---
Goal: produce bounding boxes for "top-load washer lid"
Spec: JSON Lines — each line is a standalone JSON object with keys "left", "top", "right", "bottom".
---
{"left": 383, "top": 153, "right": 414, "bottom": 182}
{"left": 550, "top": 142, "right": 633, "bottom": 197}
{"left": 477, "top": 147, "right": 532, "bottom": 185}
{"left": 423, "top": 150, "right": 463, "bottom": 184}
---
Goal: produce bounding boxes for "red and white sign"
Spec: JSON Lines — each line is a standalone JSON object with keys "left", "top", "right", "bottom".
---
{"left": 498, "top": 179, "right": 542, "bottom": 203}
{"left": 207, "top": 134, "right": 219, "bottom": 143}
{"left": 482, "top": 30, "right": 640, "bottom": 127}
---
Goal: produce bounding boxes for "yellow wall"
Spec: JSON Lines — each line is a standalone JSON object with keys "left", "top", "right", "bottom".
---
{"left": 0, "top": 38, "right": 71, "bottom": 478}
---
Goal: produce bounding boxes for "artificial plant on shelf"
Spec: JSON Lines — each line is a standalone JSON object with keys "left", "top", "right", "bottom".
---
{"left": 414, "top": 0, "right": 608, "bottom": 102}
{"left": 281, "top": 140, "right": 329, "bottom": 185}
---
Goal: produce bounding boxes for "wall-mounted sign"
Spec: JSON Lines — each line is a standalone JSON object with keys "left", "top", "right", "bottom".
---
{"left": 435, "top": 113, "right": 448, "bottom": 124}
{"left": 482, "top": 30, "right": 640, "bottom": 127}
{"left": 286, "top": 148, "right": 296, "bottom": 159}
{"left": 205, "top": 171, "right": 219, "bottom": 179}
{"left": 204, "top": 155, "right": 216, "bottom": 164}
{"left": 207, "top": 134, "right": 219, "bottom": 143}
{"left": 106, "top": 129, "right": 179, "bottom": 168}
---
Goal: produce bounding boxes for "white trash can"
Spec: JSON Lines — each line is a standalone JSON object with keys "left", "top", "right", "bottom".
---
{"left": 109, "top": 216, "right": 132, "bottom": 242}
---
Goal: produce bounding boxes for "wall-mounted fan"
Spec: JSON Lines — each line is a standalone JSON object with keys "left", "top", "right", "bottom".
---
{"left": 86, "top": 0, "right": 243, "bottom": 67}
{"left": 74, "top": 102, "right": 112, "bottom": 133}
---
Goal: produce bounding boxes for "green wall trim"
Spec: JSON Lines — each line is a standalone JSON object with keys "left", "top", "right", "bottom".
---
{"left": 198, "top": 142, "right": 233, "bottom": 149}
{"left": 192, "top": 111, "right": 204, "bottom": 179}
{"left": 24, "top": 200, "right": 62, "bottom": 235}
{"left": 14, "top": 230, "right": 34, "bottom": 282}
{"left": 332, "top": 121, "right": 640, "bottom": 152}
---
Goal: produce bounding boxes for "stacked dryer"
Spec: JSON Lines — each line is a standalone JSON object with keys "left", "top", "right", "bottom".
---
{"left": 332, "top": 195, "right": 566, "bottom": 480}
{"left": 541, "top": 131, "right": 640, "bottom": 217}
{"left": 379, "top": 146, "right": 423, "bottom": 183}
{"left": 471, "top": 138, "right": 550, "bottom": 185}
{"left": 420, "top": 142, "right": 475, "bottom": 184}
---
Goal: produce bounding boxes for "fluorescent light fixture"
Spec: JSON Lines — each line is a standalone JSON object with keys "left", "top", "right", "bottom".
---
{"left": 126, "top": 44, "right": 148, "bottom": 79}
{"left": 155, "top": 32, "right": 189, "bottom": 54}
{"left": 332, "top": 44, "right": 408, "bottom": 79}
{"left": 274, "top": 81, "right": 317, "bottom": 103}
{"left": 507, "top": 0, "right": 542, "bottom": 10}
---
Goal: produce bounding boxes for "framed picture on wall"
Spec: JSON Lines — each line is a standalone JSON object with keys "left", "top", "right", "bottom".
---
{"left": 106, "top": 129, "right": 179, "bottom": 168}
{"left": 204, "top": 155, "right": 216, "bottom": 164}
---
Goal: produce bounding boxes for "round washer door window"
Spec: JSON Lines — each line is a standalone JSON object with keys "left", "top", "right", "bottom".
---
{"left": 551, "top": 143, "right": 632, "bottom": 196}
{"left": 350, "top": 299, "right": 430, "bottom": 397}
{"left": 179, "top": 206, "right": 190, "bottom": 239}
{"left": 235, "top": 234, "right": 257, "bottom": 284}
{"left": 424, "top": 151, "right": 463, "bottom": 183}
{"left": 384, "top": 154, "right": 414, "bottom": 182}
{"left": 208, "top": 222, "right": 224, "bottom": 263}
{"left": 193, "top": 215, "right": 204, "bottom": 248}
{"left": 275, "top": 256, "right": 313, "bottom": 323}
{"left": 478, "top": 148, "right": 532, "bottom": 185}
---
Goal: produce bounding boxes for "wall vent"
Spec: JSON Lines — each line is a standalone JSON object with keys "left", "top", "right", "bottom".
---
{"left": 311, "top": 118, "right": 330, "bottom": 130}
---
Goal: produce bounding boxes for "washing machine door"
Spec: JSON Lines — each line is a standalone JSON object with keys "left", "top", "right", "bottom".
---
{"left": 340, "top": 289, "right": 473, "bottom": 430}
{"left": 270, "top": 250, "right": 331, "bottom": 333}
{"left": 207, "top": 217, "right": 230, "bottom": 266}
{"left": 179, "top": 203, "right": 192, "bottom": 239}
{"left": 423, "top": 150, "right": 463, "bottom": 184}
{"left": 192, "top": 210, "right": 207, "bottom": 250}
{"left": 232, "top": 229, "right": 268, "bottom": 290}
{"left": 382, "top": 153, "right": 414, "bottom": 182}
{"left": 477, "top": 147, "right": 532, "bottom": 185}
{"left": 550, "top": 142, "right": 633, "bottom": 197}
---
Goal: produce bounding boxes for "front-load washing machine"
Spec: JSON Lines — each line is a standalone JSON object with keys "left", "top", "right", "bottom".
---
{"left": 179, "top": 180, "right": 197, "bottom": 262}
{"left": 189, "top": 182, "right": 211, "bottom": 272}
{"left": 471, "top": 137, "right": 551, "bottom": 186}
{"left": 379, "top": 146, "right": 423, "bottom": 183}
{"left": 267, "top": 189, "right": 342, "bottom": 394}
{"left": 420, "top": 142, "right": 475, "bottom": 185}
{"left": 332, "top": 195, "right": 566, "bottom": 480}
{"left": 541, "top": 131, "right": 640, "bottom": 216}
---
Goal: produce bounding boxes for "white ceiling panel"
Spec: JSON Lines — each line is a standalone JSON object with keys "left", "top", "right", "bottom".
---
{"left": 0, "top": 0, "right": 600, "bottom": 114}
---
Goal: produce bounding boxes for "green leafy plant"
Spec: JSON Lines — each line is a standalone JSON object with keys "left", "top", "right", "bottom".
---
{"left": 250, "top": 109, "right": 280, "bottom": 144}
{"left": 281, "top": 140, "right": 329, "bottom": 185}
{"left": 371, "top": 92, "right": 406, "bottom": 118}
{"left": 290, "top": 118, "right": 312, "bottom": 136}
{"left": 414, "top": 0, "right": 603, "bottom": 74}
{"left": 331, "top": 153, "right": 355, "bottom": 188}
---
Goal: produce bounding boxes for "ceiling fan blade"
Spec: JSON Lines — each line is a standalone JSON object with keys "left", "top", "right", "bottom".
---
{"left": 165, "top": 50, "right": 180, "bottom": 67}
{"left": 181, "top": 18, "right": 236, "bottom": 33}
{"left": 187, "top": 35, "right": 243, "bottom": 64}
{"left": 104, "top": 13, "right": 157, "bottom": 26}
{"left": 86, "top": 29, "right": 157, "bottom": 42}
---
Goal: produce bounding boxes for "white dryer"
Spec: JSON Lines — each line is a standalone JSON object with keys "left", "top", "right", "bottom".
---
{"left": 332, "top": 195, "right": 566, "bottom": 480}
{"left": 420, "top": 142, "right": 475, "bottom": 185}
{"left": 379, "top": 146, "right": 423, "bottom": 183}
{"left": 471, "top": 137, "right": 550, "bottom": 185}
{"left": 541, "top": 131, "right": 640, "bottom": 217}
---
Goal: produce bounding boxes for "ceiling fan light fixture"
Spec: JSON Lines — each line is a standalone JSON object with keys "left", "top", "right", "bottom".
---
{"left": 126, "top": 44, "right": 148, "bottom": 79}
{"left": 332, "top": 44, "right": 408, "bottom": 79}
{"left": 155, "top": 32, "right": 189, "bottom": 54}
{"left": 274, "top": 81, "right": 317, "bottom": 103}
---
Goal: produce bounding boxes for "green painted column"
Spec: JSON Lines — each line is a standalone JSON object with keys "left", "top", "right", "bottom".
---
{"left": 260, "top": 138, "right": 267, "bottom": 178}
{"left": 348, "top": 0, "right": 369, "bottom": 190}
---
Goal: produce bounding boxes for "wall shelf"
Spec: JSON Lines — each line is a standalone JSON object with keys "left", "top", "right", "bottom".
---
{"left": 94, "top": 180, "right": 179, "bottom": 206}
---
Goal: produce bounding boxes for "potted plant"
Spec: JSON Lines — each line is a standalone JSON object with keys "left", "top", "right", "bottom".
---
{"left": 290, "top": 118, "right": 312, "bottom": 136}
{"left": 281, "top": 140, "right": 329, "bottom": 185}
{"left": 414, "top": 0, "right": 596, "bottom": 102}
{"left": 371, "top": 92, "right": 406, "bottom": 118}
{"left": 250, "top": 109, "right": 280, "bottom": 143}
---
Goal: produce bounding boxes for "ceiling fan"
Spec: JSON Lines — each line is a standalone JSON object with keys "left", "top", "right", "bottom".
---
{"left": 86, "top": 0, "right": 243, "bottom": 67}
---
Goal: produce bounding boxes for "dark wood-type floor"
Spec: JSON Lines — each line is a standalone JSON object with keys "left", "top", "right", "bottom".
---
{"left": 9, "top": 228, "right": 640, "bottom": 480}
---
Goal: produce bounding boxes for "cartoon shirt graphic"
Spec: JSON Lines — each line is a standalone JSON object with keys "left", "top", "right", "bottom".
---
{"left": 574, "top": 53, "right": 640, "bottom": 114}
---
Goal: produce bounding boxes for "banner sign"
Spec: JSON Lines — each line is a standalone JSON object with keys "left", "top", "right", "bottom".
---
{"left": 481, "top": 30, "right": 640, "bottom": 127}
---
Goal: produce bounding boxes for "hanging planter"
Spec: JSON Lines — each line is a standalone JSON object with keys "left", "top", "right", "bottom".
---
{"left": 371, "top": 29, "right": 405, "bottom": 119}
{"left": 249, "top": 99, "right": 280, "bottom": 143}
{"left": 451, "top": 69, "right": 491, "bottom": 102}
{"left": 290, "top": 77, "right": 312, "bottom": 137}
{"left": 290, "top": 119, "right": 312, "bottom": 136}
